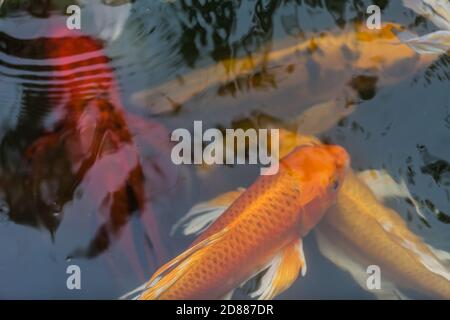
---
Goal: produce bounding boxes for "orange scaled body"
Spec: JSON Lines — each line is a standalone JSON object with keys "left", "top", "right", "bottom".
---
{"left": 139, "top": 144, "right": 350, "bottom": 300}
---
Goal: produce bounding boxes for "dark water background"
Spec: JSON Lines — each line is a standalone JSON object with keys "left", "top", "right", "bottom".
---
{"left": 0, "top": 0, "right": 448, "bottom": 299}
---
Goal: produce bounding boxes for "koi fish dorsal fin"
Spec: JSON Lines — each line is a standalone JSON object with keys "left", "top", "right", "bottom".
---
{"left": 171, "top": 189, "right": 245, "bottom": 236}
{"left": 247, "top": 239, "right": 306, "bottom": 300}
{"left": 125, "top": 227, "right": 229, "bottom": 300}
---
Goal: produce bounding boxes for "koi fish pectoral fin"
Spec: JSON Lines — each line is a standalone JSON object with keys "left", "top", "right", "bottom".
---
{"left": 246, "top": 239, "right": 306, "bottom": 300}
{"left": 171, "top": 188, "right": 245, "bottom": 236}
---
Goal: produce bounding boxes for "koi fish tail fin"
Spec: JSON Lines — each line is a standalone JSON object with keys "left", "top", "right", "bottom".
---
{"left": 121, "top": 189, "right": 242, "bottom": 300}
{"left": 171, "top": 189, "right": 244, "bottom": 236}
{"left": 121, "top": 227, "right": 229, "bottom": 300}
{"left": 402, "top": 0, "right": 450, "bottom": 31}
{"left": 398, "top": 0, "right": 450, "bottom": 54}
{"left": 314, "top": 228, "right": 409, "bottom": 300}
{"left": 119, "top": 282, "right": 148, "bottom": 300}
{"left": 242, "top": 239, "right": 307, "bottom": 300}
{"left": 396, "top": 30, "right": 450, "bottom": 55}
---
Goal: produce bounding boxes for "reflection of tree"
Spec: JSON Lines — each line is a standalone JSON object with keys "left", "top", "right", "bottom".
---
{"left": 0, "top": 91, "right": 64, "bottom": 233}
{"left": 414, "top": 55, "right": 450, "bottom": 86}
{"left": 128, "top": 0, "right": 401, "bottom": 106}
{"left": 160, "top": 0, "right": 392, "bottom": 68}
{"left": 401, "top": 145, "right": 450, "bottom": 225}
{"left": 418, "top": 145, "right": 450, "bottom": 187}
{"left": 0, "top": 0, "right": 133, "bottom": 17}
{"left": 0, "top": 0, "right": 74, "bottom": 17}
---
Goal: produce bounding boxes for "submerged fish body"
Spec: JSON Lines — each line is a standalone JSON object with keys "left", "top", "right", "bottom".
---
{"left": 316, "top": 171, "right": 450, "bottom": 299}
{"left": 135, "top": 144, "right": 350, "bottom": 300}
{"left": 132, "top": 23, "right": 435, "bottom": 116}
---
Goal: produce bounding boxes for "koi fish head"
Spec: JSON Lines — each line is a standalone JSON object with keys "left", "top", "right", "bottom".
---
{"left": 282, "top": 143, "right": 350, "bottom": 235}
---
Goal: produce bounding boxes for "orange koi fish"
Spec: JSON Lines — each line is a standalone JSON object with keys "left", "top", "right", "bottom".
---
{"left": 260, "top": 130, "right": 450, "bottom": 299}
{"left": 131, "top": 144, "right": 349, "bottom": 300}
{"left": 170, "top": 128, "right": 450, "bottom": 299}
{"left": 269, "top": 130, "right": 450, "bottom": 299}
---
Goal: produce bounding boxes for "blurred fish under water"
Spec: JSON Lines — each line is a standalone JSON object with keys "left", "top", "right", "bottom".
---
{"left": 0, "top": 19, "right": 180, "bottom": 285}
{"left": 131, "top": 22, "right": 437, "bottom": 121}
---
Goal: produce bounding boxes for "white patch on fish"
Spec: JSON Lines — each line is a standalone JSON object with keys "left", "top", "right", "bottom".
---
{"left": 400, "top": 239, "right": 450, "bottom": 281}
{"left": 77, "top": 0, "right": 132, "bottom": 42}
{"left": 403, "top": 0, "right": 450, "bottom": 30}
{"left": 119, "top": 282, "right": 147, "bottom": 300}
{"left": 171, "top": 188, "right": 245, "bottom": 236}
{"left": 171, "top": 205, "right": 227, "bottom": 236}
{"left": 400, "top": 0, "right": 450, "bottom": 53}
{"left": 357, "top": 169, "right": 426, "bottom": 220}
{"left": 397, "top": 30, "right": 450, "bottom": 54}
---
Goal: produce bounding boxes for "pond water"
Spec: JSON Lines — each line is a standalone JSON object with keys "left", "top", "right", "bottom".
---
{"left": 0, "top": 0, "right": 448, "bottom": 299}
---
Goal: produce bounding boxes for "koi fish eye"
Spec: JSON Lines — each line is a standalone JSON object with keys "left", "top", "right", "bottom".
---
{"left": 331, "top": 179, "right": 340, "bottom": 191}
